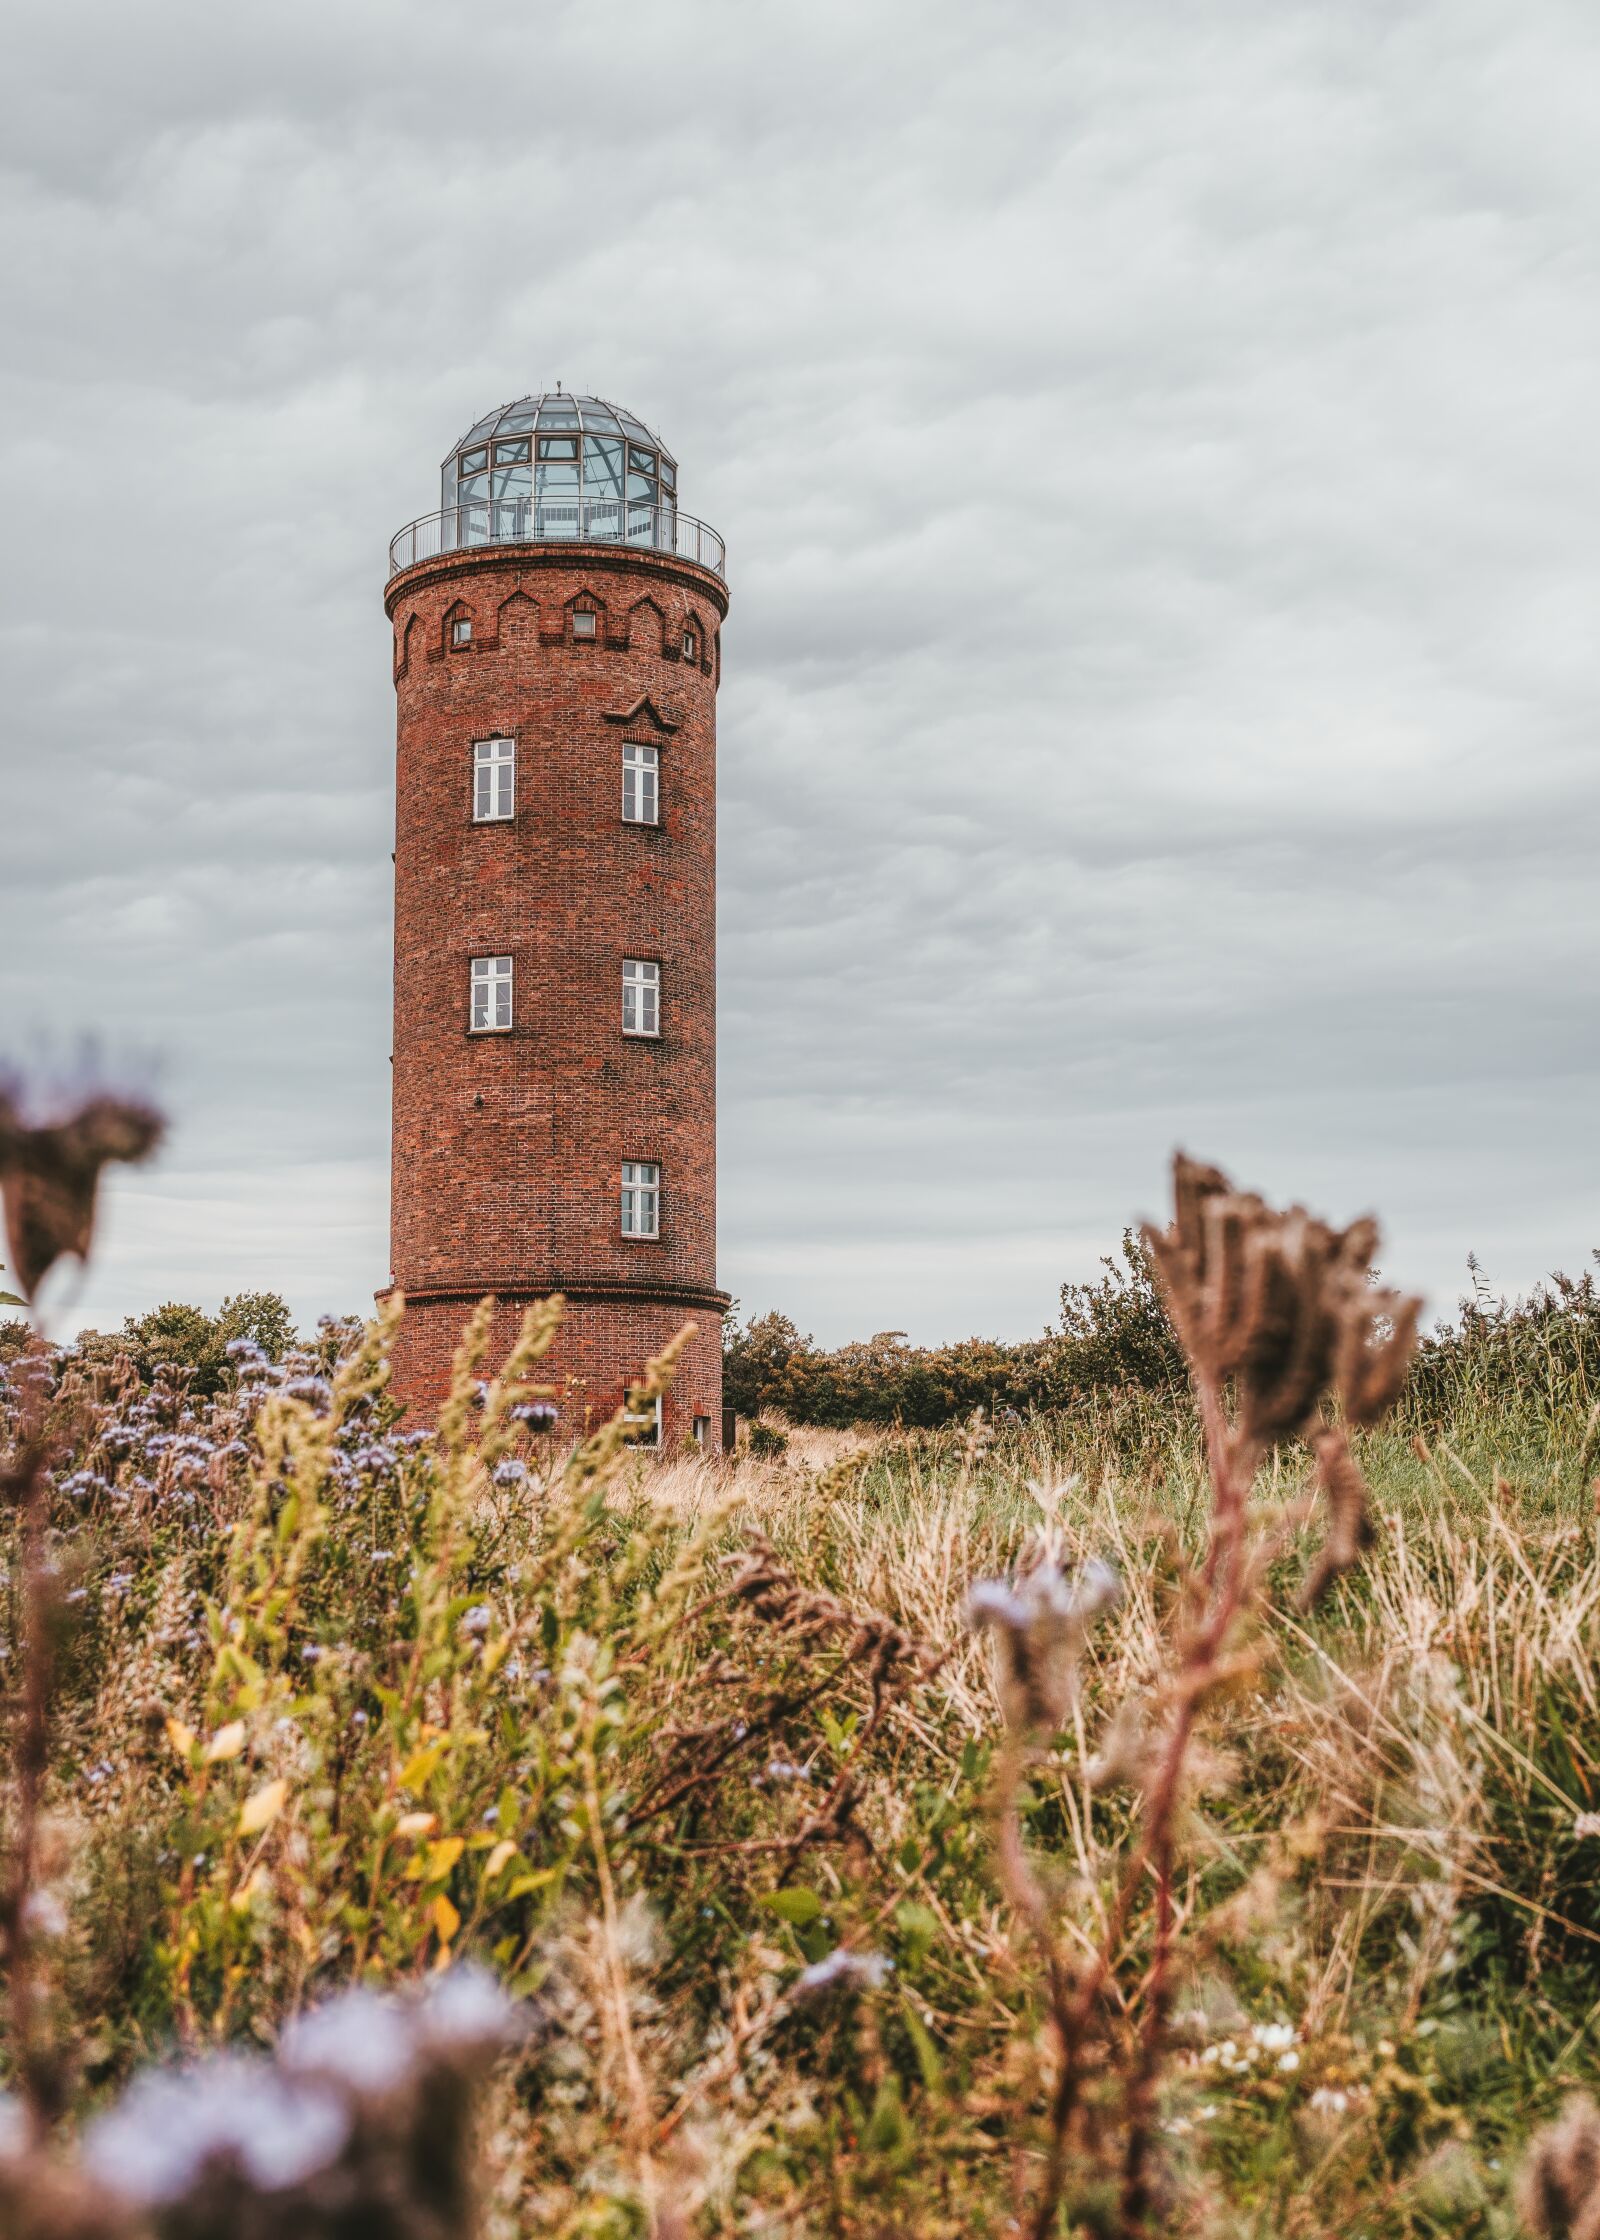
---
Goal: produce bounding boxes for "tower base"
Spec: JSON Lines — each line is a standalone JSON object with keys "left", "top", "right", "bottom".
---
{"left": 384, "top": 1287, "right": 728, "bottom": 1453}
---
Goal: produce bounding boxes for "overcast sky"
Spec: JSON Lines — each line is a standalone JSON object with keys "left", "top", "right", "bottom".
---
{"left": 2, "top": 0, "right": 1597, "bottom": 1346}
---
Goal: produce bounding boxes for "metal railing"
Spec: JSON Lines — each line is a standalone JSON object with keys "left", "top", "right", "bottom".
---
{"left": 387, "top": 497, "right": 725, "bottom": 579}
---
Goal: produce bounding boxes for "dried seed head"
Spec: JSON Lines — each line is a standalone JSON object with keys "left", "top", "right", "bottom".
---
{"left": 1142, "top": 1153, "right": 1420, "bottom": 1447}
{"left": 1516, "top": 2094, "right": 1600, "bottom": 2239}
{"left": 0, "top": 1086, "right": 165, "bottom": 1304}
{"left": 968, "top": 1555, "right": 1120, "bottom": 1733}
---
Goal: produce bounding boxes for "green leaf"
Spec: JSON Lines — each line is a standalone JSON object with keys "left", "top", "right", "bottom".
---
{"left": 900, "top": 1999, "right": 944, "bottom": 2094}
{"left": 799, "top": 1921, "right": 832, "bottom": 1964}
{"left": 863, "top": 2075, "right": 910, "bottom": 2157}
{"left": 818, "top": 1707, "right": 859, "bottom": 1757}
{"left": 762, "top": 1886, "right": 824, "bottom": 1928}
{"left": 895, "top": 1901, "right": 940, "bottom": 1969}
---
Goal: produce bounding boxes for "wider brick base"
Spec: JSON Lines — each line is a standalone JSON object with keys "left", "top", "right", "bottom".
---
{"left": 385, "top": 1290, "right": 725, "bottom": 1452}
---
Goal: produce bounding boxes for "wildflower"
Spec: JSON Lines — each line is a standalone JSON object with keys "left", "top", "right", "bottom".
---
{"left": 1574, "top": 1812, "right": 1600, "bottom": 1841}
{"left": 460, "top": 1605, "right": 491, "bottom": 1638}
{"left": 82, "top": 2056, "right": 348, "bottom": 2202}
{"left": 22, "top": 1889, "right": 68, "bottom": 1938}
{"left": 1309, "top": 2087, "right": 1350, "bottom": 2115}
{"left": 794, "top": 1949, "right": 891, "bottom": 1999}
{"left": 492, "top": 1459, "right": 528, "bottom": 1487}
{"left": 967, "top": 1555, "right": 1120, "bottom": 1731}
{"left": 280, "top": 1988, "right": 416, "bottom": 2097}
{"left": 417, "top": 1964, "right": 526, "bottom": 2057}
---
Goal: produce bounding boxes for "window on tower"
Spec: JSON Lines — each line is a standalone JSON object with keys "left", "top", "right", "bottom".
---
{"left": 681, "top": 625, "right": 698, "bottom": 660}
{"left": 622, "top": 742, "right": 659, "bottom": 826}
{"left": 571, "top": 609, "right": 597, "bottom": 640}
{"left": 473, "top": 738, "right": 515, "bottom": 822}
{"left": 621, "top": 1161, "right": 660, "bottom": 1238}
{"left": 451, "top": 615, "right": 473, "bottom": 647}
{"left": 469, "top": 954, "right": 513, "bottom": 1033}
{"left": 622, "top": 958, "right": 660, "bottom": 1037}
{"left": 623, "top": 1392, "right": 663, "bottom": 1446}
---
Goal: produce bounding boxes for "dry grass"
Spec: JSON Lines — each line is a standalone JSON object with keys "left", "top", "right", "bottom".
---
{"left": 0, "top": 1138, "right": 1596, "bottom": 2234}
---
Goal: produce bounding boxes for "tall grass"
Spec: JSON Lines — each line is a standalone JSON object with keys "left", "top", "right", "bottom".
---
{"left": 2, "top": 1106, "right": 1598, "bottom": 2234}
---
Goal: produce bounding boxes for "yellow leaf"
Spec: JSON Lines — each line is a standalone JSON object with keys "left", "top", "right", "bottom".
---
{"left": 425, "top": 1837, "right": 465, "bottom": 1880}
{"left": 484, "top": 1840, "right": 516, "bottom": 1881}
{"left": 237, "top": 1779, "right": 288, "bottom": 1838}
{"left": 398, "top": 1742, "right": 445, "bottom": 1791}
{"left": 230, "top": 1865, "right": 269, "bottom": 1913}
{"left": 395, "top": 1811, "right": 437, "bottom": 1840}
{"left": 432, "top": 1891, "right": 460, "bottom": 1943}
{"left": 165, "top": 1716, "right": 197, "bottom": 1759}
{"left": 204, "top": 1721, "right": 248, "bottom": 1764}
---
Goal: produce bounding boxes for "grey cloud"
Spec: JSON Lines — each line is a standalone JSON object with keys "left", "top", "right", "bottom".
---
{"left": 2, "top": 0, "right": 1597, "bottom": 1344}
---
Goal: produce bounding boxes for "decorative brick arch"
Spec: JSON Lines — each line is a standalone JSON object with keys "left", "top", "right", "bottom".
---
{"left": 440, "top": 597, "right": 474, "bottom": 656}
{"left": 496, "top": 588, "right": 537, "bottom": 637}
{"left": 626, "top": 595, "right": 666, "bottom": 656}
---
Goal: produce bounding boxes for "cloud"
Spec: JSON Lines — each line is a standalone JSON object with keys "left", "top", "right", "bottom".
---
{"left": 2, "top": 0, "right": 1597, "bottom": 1342}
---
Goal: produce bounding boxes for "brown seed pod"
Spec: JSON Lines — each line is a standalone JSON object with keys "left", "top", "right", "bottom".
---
{"left": 1144, "top": 1154, "right": 1421, "bottom": 1454}
{"left": 0, "top": 1090, "right": 165, "bottom": 1304}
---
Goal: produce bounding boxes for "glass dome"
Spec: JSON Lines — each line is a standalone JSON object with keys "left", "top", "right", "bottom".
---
{"left": 388, "top": 391, "right": 722, "bottom": 578}
{"left": 442, "top": 392, "right": 677, "bottom": 516}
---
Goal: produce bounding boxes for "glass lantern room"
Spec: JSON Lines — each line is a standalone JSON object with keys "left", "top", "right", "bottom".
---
{"left": 388, "top": 392, "right": 722, "bottom": 577}
{"left": 443, "top": 392, "right": 674, "bottom": 539}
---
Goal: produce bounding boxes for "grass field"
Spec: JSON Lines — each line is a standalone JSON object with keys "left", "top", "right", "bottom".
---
{"left": 2, "top": 1277, "right": 1598, "bottom": 2237}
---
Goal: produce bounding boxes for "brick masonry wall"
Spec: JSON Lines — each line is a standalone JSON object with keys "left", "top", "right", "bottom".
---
{"left": 383, "top": 542, "right": 730, "bottom": 1444}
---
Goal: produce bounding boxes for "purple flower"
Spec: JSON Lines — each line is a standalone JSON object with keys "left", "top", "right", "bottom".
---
{"left": 794, "top": 1949, "right": 891, "bottom": 1999}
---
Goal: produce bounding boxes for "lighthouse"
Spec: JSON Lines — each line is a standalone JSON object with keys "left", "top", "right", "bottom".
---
{"left": 383, "top": 393, "right": 729, "bottom": 1446}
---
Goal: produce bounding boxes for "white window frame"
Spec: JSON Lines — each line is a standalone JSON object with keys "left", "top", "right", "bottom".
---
{"left": 621, "top": 1160, "right": 660, "bottom": 1239}
{"left": 451, "top": 615, "right": 473, "bottom": 646}
{"left": 622, "top": 742, "right": 659, "bottom": 826}
{"left": 682, "top": 625, "right": 697, "bottom": 660}
{"left": 571, "top": 609, "right": 597, "bottom": 639}
{"left": 623, "top": 1392, "right": 663, "bottom": 1447}
{"left": 622, "top": 958, "right": 660, "bottom": 1038}
{"left": 469, "top": 954, "right": 513, "bottom": 1034}
{"left": 473, "top": 737, "right": 515, "bottom": 822}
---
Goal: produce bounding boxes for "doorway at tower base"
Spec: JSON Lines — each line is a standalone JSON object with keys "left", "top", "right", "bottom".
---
{"left": 382, "top": 1290, "right": 727, "bottom": 1453}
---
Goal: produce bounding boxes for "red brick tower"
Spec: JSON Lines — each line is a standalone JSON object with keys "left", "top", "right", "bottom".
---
{"left": 382, "top": 393, "right": 729, "bottom": 1445}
